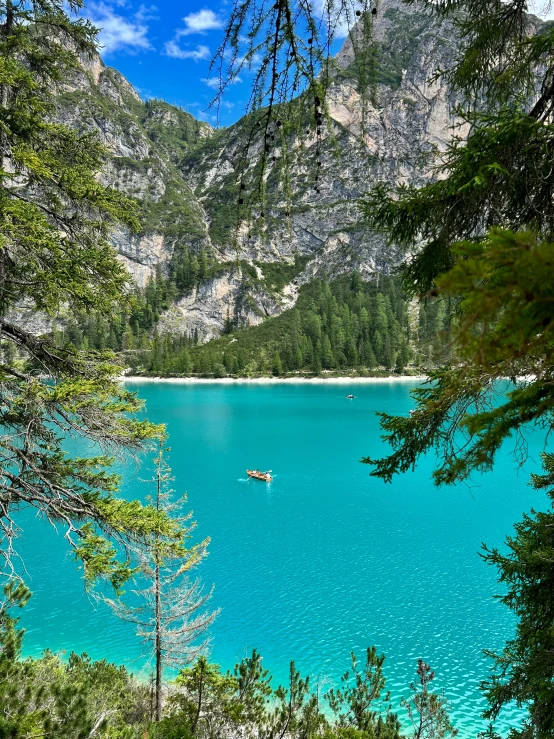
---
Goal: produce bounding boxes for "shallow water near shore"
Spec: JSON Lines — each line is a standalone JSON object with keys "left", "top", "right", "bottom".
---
{"left": 16, "top": 380, "right": 546, "bottom": 736}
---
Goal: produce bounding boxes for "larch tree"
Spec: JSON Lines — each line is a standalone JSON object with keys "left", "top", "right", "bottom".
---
{"left": 110, "top": 444, "right": 217, "bottom": 722}
{"left": 207, "top": 0, "right": 382, "bottom": 224}
{"left": 0, "top": 0, "right": 183, "bottom": 589}
{"left": 401, "top": 660, "right": 457, "bottom": 739}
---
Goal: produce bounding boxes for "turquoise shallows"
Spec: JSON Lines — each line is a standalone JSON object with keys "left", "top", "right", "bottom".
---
{"left": 17, "top": 381, "right": 544, "bottom": 736}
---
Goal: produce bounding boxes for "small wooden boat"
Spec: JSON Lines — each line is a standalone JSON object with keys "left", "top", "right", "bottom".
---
{"left": 247, "top": 469, "right": 273, "bottom": 482}
{"left": 346, "top": 394, "right": 355, "bottom": 399}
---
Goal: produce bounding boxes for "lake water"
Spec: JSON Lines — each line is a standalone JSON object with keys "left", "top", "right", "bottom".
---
{"left": 15, "top": 380, "right": 548, "bottom": 736}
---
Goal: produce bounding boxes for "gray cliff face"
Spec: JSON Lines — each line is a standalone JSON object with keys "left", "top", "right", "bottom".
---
{"left": 53, "top": 1, "right": 466, "bottom": 341}
{"left": 54, "top": 55, "right": 213, "bottom": 289}
{"left": 178, "top": 0, "right": 465, "bottom": 338}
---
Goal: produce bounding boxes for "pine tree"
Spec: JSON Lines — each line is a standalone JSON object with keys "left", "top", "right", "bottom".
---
{"left": 325, "top": 648, "right": 401, "bottom": 737}
{"left": 272, "top": 351, "right": 283, "bottom": 376}
{"left": 401, "top": 660, "right": 457, "bottom": 739}
{"left": 322, "top": 335, "right": 334, "bottom": 369}
{"left": 0, "top": 0, "right": 184, "bottom": 588}
{"left": 312, "top": 340, "right": 323, "bottom": 374}
{"left": 395, "top": 340, "right": 410, "bottom": 375}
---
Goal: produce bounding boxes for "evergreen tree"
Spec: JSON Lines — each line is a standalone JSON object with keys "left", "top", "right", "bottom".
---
{"left": 170, "top": 656, "right": 237, "bottom": 737}
{"left": 272, "top": 351, "right": 283, "bottom": 376}
{"left": 396, "top": 340, "right": 410, "bottom": 375}
{"left": 322, "top": 335, "right": 334, "bottom": 369}
{"left": 0, "top": 583, "right": 149, "bottom": 737}
{"left": 401, "top": 660, "right": 457, "bottom": 739}
{"left": 326, "top": 648, "right": 401, "bottom": 738}
{"left": 479, "top": 452, "right": 554, "bottom": 738}
{"left": 0, "top": 0, "right": 182, "bottom": 588}
{"left": 312, "top": 340, "right": 323, "bottom": 374}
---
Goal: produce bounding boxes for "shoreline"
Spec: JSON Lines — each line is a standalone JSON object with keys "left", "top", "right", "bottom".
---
{"left": 122, "top": 374, "right": 427, "bottom": 385}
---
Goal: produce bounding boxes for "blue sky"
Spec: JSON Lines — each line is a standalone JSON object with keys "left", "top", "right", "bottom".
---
{"left": 84, "top": 0, "right": 554, "bottom": 128}
{"left": 84, "top": 1, "right": 242, "bottom": 126}
{"left": 83, "top": 0, "right": 346, "bottom": 127}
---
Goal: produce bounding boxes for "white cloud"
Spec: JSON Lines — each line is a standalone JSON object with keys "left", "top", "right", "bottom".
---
{"left": 135, "top": 4, "right": 158, "bottom": 22}
{"left": 164, "top": 41, "right": 211, "bottom": 60}
{"left": 203, "top": 77, "right": 220, "bottom": 89}
{"left": 89, "top": 2, "right": 152, "bottom": 54}
{"left": 188, "top": 102, "right": 218, "bottom": 123}
{"left": 202, "top": 75, "right": 242, "bottom": 88}
{"left": 179, "top": 8, "right": 224, "bottom": 35}
{"left": 310, "top": 0, "right": 350, "bottom": 39}
{"left": 222, "top": 47, "right": 262, "bottom": 69}
{"left": 164, "top": 8, "right": 225, "bottom": 63}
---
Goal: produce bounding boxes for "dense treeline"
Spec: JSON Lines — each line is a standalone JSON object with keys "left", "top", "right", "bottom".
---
{"left": 60, "top": 272, "right": 452, "bottom": 377}
{"left": 1, "top": 588, "right": 455, "bottom": 739}
{"left": 57, "top": 249, "right": 224, "bottom": 352}
{"left": 185, "top": 273, "right": 415, "bottom": 377}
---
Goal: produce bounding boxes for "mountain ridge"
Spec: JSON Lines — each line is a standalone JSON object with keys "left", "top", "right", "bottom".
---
{"left": 54, "top": 1, "right": 466, "bottom": 343}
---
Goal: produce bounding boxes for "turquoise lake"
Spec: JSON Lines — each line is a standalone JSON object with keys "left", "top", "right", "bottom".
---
{"left": 15, "top": 380, "right": 548, "bottom": 736}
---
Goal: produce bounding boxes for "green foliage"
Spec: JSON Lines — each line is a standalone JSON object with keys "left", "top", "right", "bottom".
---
{"left": 163, "top": 649, "right": 406, "bottom": 739}
{"left": 171, "top": 274, "right": 419, "bottom": 378}
{"left": 360, "top": 1, "right": 554, "bottom": 734}
{"left": 63, "top": 271, "right": 447, "bottom": 379}
{"left": 365, "top": 231, "right": 554, "bottom": 486}
{"left": 0, "top": 590, "right": 455, "bottom": 739}
{"left": 256, "top": 255, "right": 312, "bottom": 293}
{"left": 0, "top": 587, "right": 150, "bottom": 738}
{"left": 56, "top": 71, "right": 211, "bottom": 272}
{"left": 479, "top": 451, "right": 554, "bottom": 739}
{"left": 140, "top": 99, "right": 208, "bottom": 163}
{"left": 0, "top": 0, "right": 188, "bottom": 588}
{"left": 335, "top": 6, "right": 440, "bottom": 91}
{"left": 326, "top": 648, "right": 400, "bottom": 737}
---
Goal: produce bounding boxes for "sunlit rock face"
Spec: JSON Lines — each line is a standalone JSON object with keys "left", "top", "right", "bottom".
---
{"left": 53, "top": 2, "right": 473, "bottom": 340}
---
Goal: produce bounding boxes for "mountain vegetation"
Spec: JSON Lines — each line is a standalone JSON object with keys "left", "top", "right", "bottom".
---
{"left": 3, "top": 0, "right": 554, "bottom": 735}
{"left": 52, "top": 270, "right": 451, "bottom": 378}
{"left": 23, "top": 0, "right": 461, "bottom": 347}
{"left": 0, "top": 585, "right": 456, "bottom": 739}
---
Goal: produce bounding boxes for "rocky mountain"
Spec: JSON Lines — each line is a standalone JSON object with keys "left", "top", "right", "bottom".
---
{"left": 55, "top": 0, "right": 466, "bottom": 342}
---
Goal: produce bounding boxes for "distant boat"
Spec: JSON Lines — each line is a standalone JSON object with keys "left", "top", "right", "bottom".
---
{"left": 346, "top": 394, "right": 355, "bottom": 399}
{"left": 247, "top": 469, "right": 273, "bottom": 482}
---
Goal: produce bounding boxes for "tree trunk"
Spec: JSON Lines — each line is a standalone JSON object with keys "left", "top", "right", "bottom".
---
{"left": 191, "top": 673, "right": 204, "bottom": 737}
{"left": 0, "top": 0, "right": 13, "bottom": 325}
{"left": 155, "top": 455, "right": 162, "bottom": 722}
{"left": 155, "top": 558, "right": 162, "bottom": 720}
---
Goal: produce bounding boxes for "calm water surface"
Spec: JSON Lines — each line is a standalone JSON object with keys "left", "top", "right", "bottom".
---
{"left": 16, "top": 381, "right": 547, "bottom": 736}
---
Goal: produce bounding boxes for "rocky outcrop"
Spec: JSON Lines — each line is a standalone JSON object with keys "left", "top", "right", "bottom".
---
{"left": 53, "top": 0, "right": 472, "bottom": 339}
{"left": 54, "top": 53, "right": 213, "bottom": 289}
{"left": 177, "top": 0, "right": 465, "bottom": 333}
{"left": 157, "top": 270, "right": 296, "bottom": 342}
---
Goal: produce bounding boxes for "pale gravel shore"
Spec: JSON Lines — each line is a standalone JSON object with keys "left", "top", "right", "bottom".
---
{"left": 122, "top": 375, "right": 427, "bottom": 385}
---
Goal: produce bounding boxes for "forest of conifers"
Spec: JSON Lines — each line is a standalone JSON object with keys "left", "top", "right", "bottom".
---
{"left": 55, "top": 272, "right": 451, "bottom": 377}
{"left": 4, "top": 0, "right": 554, "bottom": 735}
